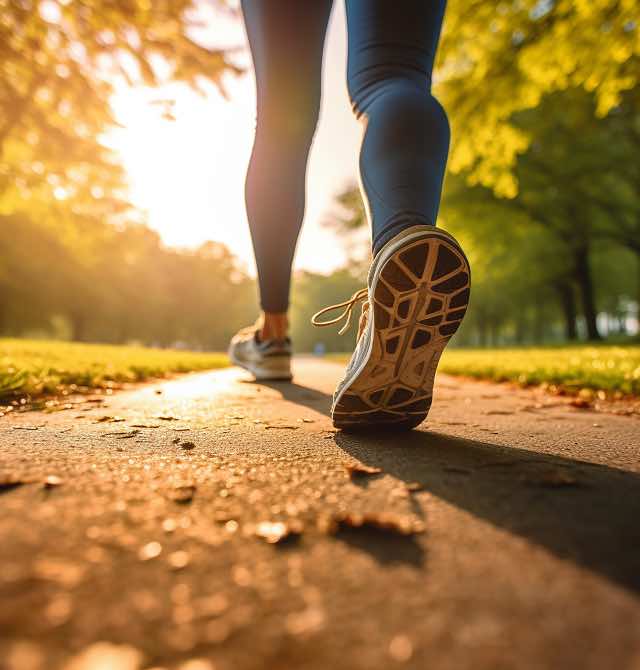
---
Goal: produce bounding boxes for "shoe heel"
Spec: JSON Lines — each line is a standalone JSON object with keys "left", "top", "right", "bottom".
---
{"left": 251, "top": 356, "right": 293, "bottom": 381}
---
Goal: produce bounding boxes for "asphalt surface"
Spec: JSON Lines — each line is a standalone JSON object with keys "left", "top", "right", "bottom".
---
{"left": 0, "top": 358, "right": 639, "bottom": 670}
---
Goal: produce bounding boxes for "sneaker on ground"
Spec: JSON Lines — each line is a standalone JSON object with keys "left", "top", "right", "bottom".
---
{"left": 312, "top": 225, "right": 471, "bottom": 430}
{"left": 228, "top": 325, "right": 293, "bottom": 381}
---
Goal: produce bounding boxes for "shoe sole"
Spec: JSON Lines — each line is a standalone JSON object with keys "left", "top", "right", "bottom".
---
{"left": 332, "top": 228, "right": 471, "bottom": 431}
{"left": 228, "top": 352, "right": 293, "bottom": 382}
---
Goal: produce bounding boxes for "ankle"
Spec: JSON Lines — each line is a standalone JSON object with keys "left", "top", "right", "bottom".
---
{"left": 259, "top": 312, "right": 289, "bottom": 341}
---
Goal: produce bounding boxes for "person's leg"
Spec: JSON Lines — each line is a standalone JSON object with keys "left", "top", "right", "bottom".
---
{"left": 317, "top": 1, "right": 470, "bottom": 429}
{"left": 241, "top": 0, "right": 333, "bottom": 340}
{"left": 344, "top": 0, "right": 449, "bottom": 253}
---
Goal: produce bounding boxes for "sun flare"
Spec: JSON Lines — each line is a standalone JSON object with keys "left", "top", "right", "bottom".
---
{"left": 106, "top": 2, "right": 361, "bottom": 277}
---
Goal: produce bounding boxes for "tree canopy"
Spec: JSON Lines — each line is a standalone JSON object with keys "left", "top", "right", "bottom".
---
{"left": 0, "top": 0, "right": 239, "bottom": 210}
{"left": 439, "top": 0, "right": 640, "bottom": 196}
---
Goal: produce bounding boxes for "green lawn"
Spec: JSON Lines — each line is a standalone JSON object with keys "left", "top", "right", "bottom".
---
{"left": 331, "top": 345, "right": 640, "bottom": 397}
{"left": 0, "top": 338, "right": 229, "bottom": 402}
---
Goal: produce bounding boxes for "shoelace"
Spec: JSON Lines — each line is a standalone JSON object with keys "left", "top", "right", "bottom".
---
{"left": 311, "top": 287, "right": 369, "bottom": 335}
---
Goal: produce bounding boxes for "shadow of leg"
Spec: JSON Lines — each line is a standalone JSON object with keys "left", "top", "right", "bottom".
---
{"left": 335, "top": 429, "right": 640, "bottom": 593}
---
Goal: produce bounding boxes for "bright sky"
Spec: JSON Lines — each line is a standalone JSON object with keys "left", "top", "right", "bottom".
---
{"left": 108, "top": 2, "right": 362, "bottom": 276}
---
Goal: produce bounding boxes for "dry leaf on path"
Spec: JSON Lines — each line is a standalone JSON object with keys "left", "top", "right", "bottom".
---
{"left": 569, "top": 398, "right": 593, "bottom": 409}
{"left": 319, "top": 511, "right": 424, "bottom": 536}
{"left": 44, "top": 475, "right": 63, "bottom": 488}
{"left": 169, "top": 485, "right": 196, "bottom": 503}
{"left": 102, "top": 429, "right": 140, "bottom": 439}
{"left": 253, "top": 519, "right": 303, "bottom": 544}
{"left": 95, "top": 416, "right": 125, "bottom": 423}
{"left": 345, "top": 463, "right": 382, "bottom": 479}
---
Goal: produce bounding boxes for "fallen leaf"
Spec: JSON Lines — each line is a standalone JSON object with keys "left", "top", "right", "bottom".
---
{"left": 318, "top": 512, "right": 424, "bottom": 536}
{"left": 44, "top": 475, "right": 63, "bottom": 488}
{"left": 484, "top": 410, "right": 514, "bottom": 415}
{"left": 102, "top": 429, "right": 140, "bottom": 439}
{"left": 129, "top": 423, "right": 161, "bottom": 429}
{"left": 253, "top": 519, "right": 303, "bottom": 544}
{"left": 12, "top": 425, "right": 43, "bottom": 431}
{"left": 170, "top": 485, "right": 196, "bottom": 504}
{"left": 264, "top": 424, "right": 299, "bottom": 430}
{"left": 154, "top": 414, "right": 179, "bottom": 421}
{"left": 180, "top": 441, "right": 196, "bottom": 450}
{"left": 345, "top": 463, "right": 382, "bottom": 479}
{"left": 95, "top": 416, "right": 125, "bottom": 423}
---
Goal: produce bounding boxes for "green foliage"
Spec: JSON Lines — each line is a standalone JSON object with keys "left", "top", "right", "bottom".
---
{"left": 0, "top": 0, "right": 239, "bottom": 216}
{"left": 0, "top": 212, "right": 255, "bottom": 348}
{"left": 332, "top": 85, "right": 640, "bottom": 346}
{"left": 439, "top": 0, "right": 640, "bottom": 194}
{"left": 0, "top": 338, "right": 229, "bottom": 402}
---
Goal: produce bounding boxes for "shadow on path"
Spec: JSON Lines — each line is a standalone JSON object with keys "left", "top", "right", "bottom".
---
{"left": 254, "top": 380, "right": 332, "bottom": 416}
{"left": 338, "top": 430, "right": 640, "bottom": 594}
{"left": 264, "top": 380, "right": 640, "bottom": 593}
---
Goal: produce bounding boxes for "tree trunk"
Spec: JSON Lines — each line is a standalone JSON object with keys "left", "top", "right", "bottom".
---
{"left": 554, "top": 280, "right": 578, "bottom": 341}
{"left": 573, "top": 245, "right": 602, "bottom": 341}
{"left": 514, "top": 316, "right": 526, "bottom": 345}
{"left": 477, "top": 311, "right": 488, "bottom": 347}
{"left": 533, "top": 297, "right": 544, "bottom": 343}
{"left": 70, "top": 313, "right": 87, "bottom": 342}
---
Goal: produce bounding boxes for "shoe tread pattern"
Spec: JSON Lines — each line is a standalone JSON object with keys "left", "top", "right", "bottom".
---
{"left": 333, "top": 232, "right": 470, "bottom": 431}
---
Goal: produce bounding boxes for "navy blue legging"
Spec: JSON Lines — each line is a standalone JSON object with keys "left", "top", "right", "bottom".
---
{"left": 241, "top": 0, "right": 449, "bottom": 313}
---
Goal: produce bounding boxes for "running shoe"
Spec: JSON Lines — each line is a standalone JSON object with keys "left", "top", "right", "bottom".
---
{"left": 312, "top": 225, "right": 470, "bottom": 430}
{"left": 228, "top": 324, "right": 293, "bottom": 381}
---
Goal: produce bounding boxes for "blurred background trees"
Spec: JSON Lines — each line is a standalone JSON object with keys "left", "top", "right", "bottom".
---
{"left": 0, "top": 0, "right": 638, "bottom": 350}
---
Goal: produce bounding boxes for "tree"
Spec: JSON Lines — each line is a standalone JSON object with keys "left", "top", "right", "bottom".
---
{"left": 0, "top": 0, "right": 240, "bottom": 209}
{"left": 439, "top": 0, "right": 640, "bottom": 195}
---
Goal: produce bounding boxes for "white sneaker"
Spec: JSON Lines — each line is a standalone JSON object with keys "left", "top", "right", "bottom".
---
{"left": 228, "top": 325, "right": 293, "bottom": 381}
{"left": 312, "top": 225, "right": 470, "bottom": 430}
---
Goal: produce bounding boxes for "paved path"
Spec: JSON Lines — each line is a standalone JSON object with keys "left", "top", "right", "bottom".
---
{"left": 1, "top": 359, "right": 639, "bottom": 670}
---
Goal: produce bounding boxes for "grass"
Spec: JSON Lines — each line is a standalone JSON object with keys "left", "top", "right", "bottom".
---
{"left": 0, "top": 338, "right": 229, "bottom": 402}
{"left": 330, "top": 345, "right": 640, "bottom": 397}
